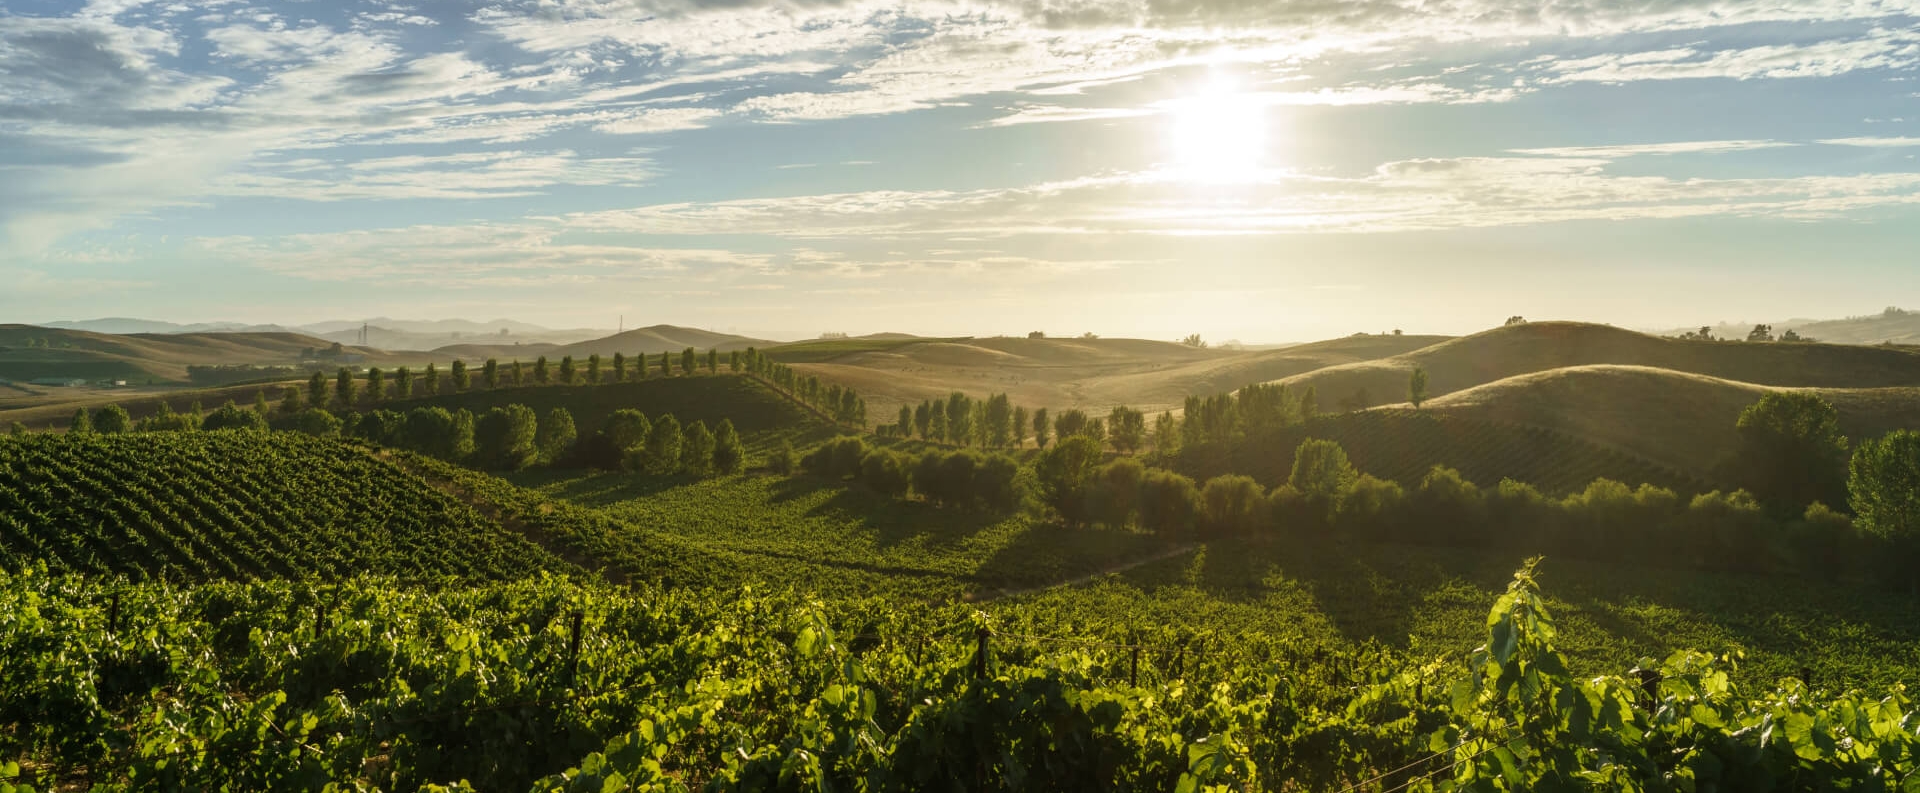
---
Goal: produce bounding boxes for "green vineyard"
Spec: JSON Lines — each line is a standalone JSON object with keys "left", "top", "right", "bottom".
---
{"left": 0, "top": 432, "right": 567, "bottom": 581}
{"left": 1180, "top": 409, "right": 1714, "bottom": 496}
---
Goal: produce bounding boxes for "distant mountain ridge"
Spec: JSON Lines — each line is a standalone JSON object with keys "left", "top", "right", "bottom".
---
{"left": 1661, "top": 308, "right": 1920, "bottom": 345}
{"left": 44, "top": 317, "right": 614, "bottom": 350}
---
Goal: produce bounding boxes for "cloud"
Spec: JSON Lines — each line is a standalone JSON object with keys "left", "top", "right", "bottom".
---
{"left": 550, "top": 155, "right": 1920, "bottom": 238}
{"left": 1822, "top": 136, "right": 1920, "bottom": 147}
{"left": 1537, "top": 28, "right": 1920, "bottom": 83}
{"left": 1512, "top": 140, "right": 1797, "bottom": 157}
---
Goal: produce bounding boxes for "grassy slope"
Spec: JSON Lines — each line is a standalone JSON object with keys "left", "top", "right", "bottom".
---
{"left": 0, "top": 324, "right": 398, "bottom": 382}
{"left": 1178, "top": 408, "right": 1713, "bottom": 496}
{"left": 0, "top": 379, "right": 313, "bottom": 431}
{"left": 504, "top": 470, "right": 1178, "bottom": 601}
{"left": 0, "top": 432, "right": 568, "bottom": 581}
{"left": 1422, "top": 365, "right": 1920, "bottom": 475}
{"left": 546, "top": 325, "right": 773, "bottom": 358}
{"left": 1278, "top": 321, "right": 1920, "bottom": 412}
{"left": 762, "top": 336, "right": 968, "bottom": 364}
{"left": 790, "top": 334, "right": 1441, "bottom": 422}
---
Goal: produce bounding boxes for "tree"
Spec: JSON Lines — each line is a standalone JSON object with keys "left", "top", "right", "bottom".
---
{"left": 70, "top": 408, "right": 92, "bottom": 434}
{"left": 510, "top": 360, "right": 524, "bottom": 386}
{"left": 1782, "top": 329, "right": 1808, "bottom": 342}
{"left": 706, "top": 348, "right": 718, "bottom": 373}
{"left": 94, "top": 405, "right": 131, "bottom": 434}
{"left": 1180, "top": 333, "right": 1207, "bottom": 348}
{"left": 280, "top": 386, "right": 303, "bottom": 416}
{"left": 1505, "top": 316, "right": 1527, "bottom": 326}
{"left": 7, "top": 422, "right": 25, "bottom": 437}
{"left": 1289, "top": 438, "right": 1357, "bottom": 498}
{"left": 768, "top": 439, "right": 796, "bottom": 475}
{"left": 660, "top": 351, "right": 672, "bottom": 378}
{"left": 1731, "top": 392, "right": 1850, "bottom": 513}
{"left": 289, "top": 408, "right": 341, "bottom": 437}
{"left": 1748, "top": 324, "right": 1774, "bottom": 343}
{"left": 1409, "top": 367, "right": 1430, "bottom": 409}
{"left": 559, "top": 355, "right": 577, "bottom": 385}
{"left": 1011, "top": 406, "right": 1029, "bottom": 448}
{"left": 1106, "top": 406, "right": 1145, "bottom": 453}
{"left": 1200, "top": 475, "right": 1266, "bottom": 535}
{"left": 928, "top": 400, "right": 947, "bottom": 443}
{"left": 605, "top": 409, "right": 652, "bottom": 452}
{"left": 253, "top": 390, "right": 271, "bottom": 418}
{"left": 203, "top": 400, "right": 266, "bottom": 432}
{"left": 681, "top": 420, "right": 715, "bottom": 475}
{"left": 635, "top": 353, "right": 650, "bottom": 380}
{"left": 1035, "top": 435, "right": 1104, "bottom": 525}
{"left": 712, "top": 419, "right": 744, "bottom": 474}
{"left": 612, "top": 352, "right": 627, "bottom": 383}
{"left": 1054, "top": 408, "right": 1089, "bottom": 439}
{"left": 729, "top": 350, "right": 742, "bottom": 373}
{"left": 1032, "top": 408, "right": 1051, "bottom": 450}
{"left": 537, "top": 407, "right": 577, "bottom": 463}
{"left": 1300, "top": 386, "right": 1319, "bottom": 422}
{"left": 475, "top": 405, "right": 539, "bottom": 470}
{"left": 898, "top": 404, "right": 914, "bottom": 436}
{"left": 422, "top": 362, "right": 440, "bottom": 396}
{"left": 681, "top": 348, "right": 697, "bottom": 377}
{"left": 535, "top": 356, "right": 551, "bottom": 385}
{"left": 913, "top": 402, "right": 932, "bottom": 440}
{"left": 401, "top": 407, "right": 464, "bottom": 459}
{"left": 365, "top": 367, "right": 385, "bottom": 403}
{"left": 587, "top": 354, "right": 601, "bottom": 384}
{"left": 394, "top": 367, "right": 412, "bottom": 399}
{"left": 646, "top": 415, "right": 682, "bottom": 474}
{"left": 308, "top": 371, "right": 329, "bottom": 410}
{"left": 335, "top": 368, "right": 357, "bottom": 408}
{"left": 984, "top": 394, "right": 1013, "bottom": 448}
{"left": 1850, "top": 430, "right": 1920, "bottom": 545}
{"left": 1154, "top": 411, "right": 1178, "bottom": 453}
{"left": 472, "top": 359, "right": 488, "bottom": 391}
{"left": 945, "top": 393, "right": 974, "bottom": 445}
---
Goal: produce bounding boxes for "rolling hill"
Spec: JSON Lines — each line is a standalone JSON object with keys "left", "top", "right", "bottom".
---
{"left": 1175, "top": 408, "right": 1713, "bottom": 496}
{"left": 0, "top": 324, "right": 395, "bottom": 383}
{"left": 787, "top": 333, "right": 1444, "bottom": 420}
{"left": 1274, "top": 322, "right": 1920, "bottom": 413}
{"left": 446, "top": 325, "right": 773, "bottom": 361}
{"left": 1423, "top": 365, "right": 1920, "bottom": 475}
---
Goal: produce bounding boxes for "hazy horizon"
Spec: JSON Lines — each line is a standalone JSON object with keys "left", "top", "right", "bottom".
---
{"left": 6, "top": 0, "right": 1920, "bottom": 341}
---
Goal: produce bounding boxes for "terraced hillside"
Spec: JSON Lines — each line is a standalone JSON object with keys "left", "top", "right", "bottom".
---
{"left": 1277, "top": 321, "right": 1920, "bottom": 412}
{"left": 0, "top": 432, "right": 568, "bottom": 580}
{"left": 1177, "top": 409, "right": 1713, "bottom": 496}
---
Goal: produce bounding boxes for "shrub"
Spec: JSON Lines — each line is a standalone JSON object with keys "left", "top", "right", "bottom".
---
{"left": 1138, "top": 469, "right": 1200, "bottom": 536}
{"left": 1085, "top": 458, "right": 1146, "bottom": 529}
{"left": 1199, "top": 474, "right": 1266, "bottom": 536}
{"left": 768, "top": 440, "right": 796, "bottom": 475}
{"left": 202, "top": 400, "right": 267, "bottom": 432}
{"left": 860, "top": 449, "right": 911, "bottom": 497}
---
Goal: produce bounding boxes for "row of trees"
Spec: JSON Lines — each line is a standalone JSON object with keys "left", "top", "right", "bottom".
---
{"left": 1676, "top": 324, "right": 1817, "bottom": 342}
{"left": 288, "top": 348, "right": 744, "bottom": 412}
{"left": 739, "top": 348, "right": 867, "bottom": 427}
{"left": 797, "top": 437, "right": 1023, "bottom": 512}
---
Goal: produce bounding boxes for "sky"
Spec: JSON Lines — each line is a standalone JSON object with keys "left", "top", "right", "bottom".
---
{"left": 4, "top": 0, "right": 1920, "bottom": 343}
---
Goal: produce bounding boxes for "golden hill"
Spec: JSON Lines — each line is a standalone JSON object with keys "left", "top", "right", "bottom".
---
{"left": 1423, "top": 364, "right": 1920, "bottom": 475}
{"left": 0, "top": 325, "right": 399, "bottom": 384}
{"left": 1276, "top": 321, "right": 1920, "bottom": 413}
{"left": 791, "top": 333, "right": 1445, "bottom": 420}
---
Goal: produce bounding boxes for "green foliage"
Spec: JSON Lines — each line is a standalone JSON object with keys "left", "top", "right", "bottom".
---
{"left": 1108, "top": 405, "right": 1146, "bottom": 453}
{"left": 1849, "top": 430, "right": 1920, "bottom": 544}
{"left": 604, "top": 409, "right": 651, "bottom": 453}
{"left": 366, "top": 366, "right": 385, "bottom": 403}
{"left": 646, "top": 415, "right": 683, "bottom": 475}
{"left": 335, "top": 367, "right": 356, "bottom": 407}
{"left": 680, "top": 420, "right": 714, "bottom": 476}
{"left": 1199, "top": 474, "right": 1265, "bottom": 535}
{"left": 1035, "top": 435, "right": 1104, "bottom": 525}
{"left": 538, "top": 407, "right": 578, "bottom": 463}
{"left": 1288, "top": 438, "right": 1357, "bottom": 498}
{"left": 1409, "top": 366, "right": 1429, "bottom": 409}
{"left": 285, "top": 407, "right": 341, "bottom": 437}
{"left": 69, "top": 407, "right": 91, "bottom": 434}
{"left": 1032, "top": 407, "right": 1051, "bottom": 450}
{"left": 476, "top": 404, "right": 540, "bottom": 470}
{"left": 0, "top": 433, "right": 561, "bottom": 579}
{"left": 712, "top": 419, "right": 744, "bottom": 475}
{"left": 202, "top": 400, "right": 267, "bottom": 432}
{"left": 768, "top": 439, "right": 797, "bottom": 475}
{"left": 803, "top": 436, "right": 869, "bottom": 480}
{"left": 1730, "top": 391, "right": 1850, "bottom": 512}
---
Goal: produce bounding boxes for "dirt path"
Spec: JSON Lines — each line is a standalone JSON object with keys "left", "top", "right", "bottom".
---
{"left": 969, "top": 543, "right": 1200, "bottom": 602}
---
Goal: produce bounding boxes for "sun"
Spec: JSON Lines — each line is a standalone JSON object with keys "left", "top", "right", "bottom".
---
{"left": 1166, "top": 75, "right": 1268, "bottom": 183}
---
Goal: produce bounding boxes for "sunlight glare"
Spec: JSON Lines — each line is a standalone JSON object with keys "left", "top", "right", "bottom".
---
{"left": 1167, "top": 75, "right": 1268, "bottom": 183}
